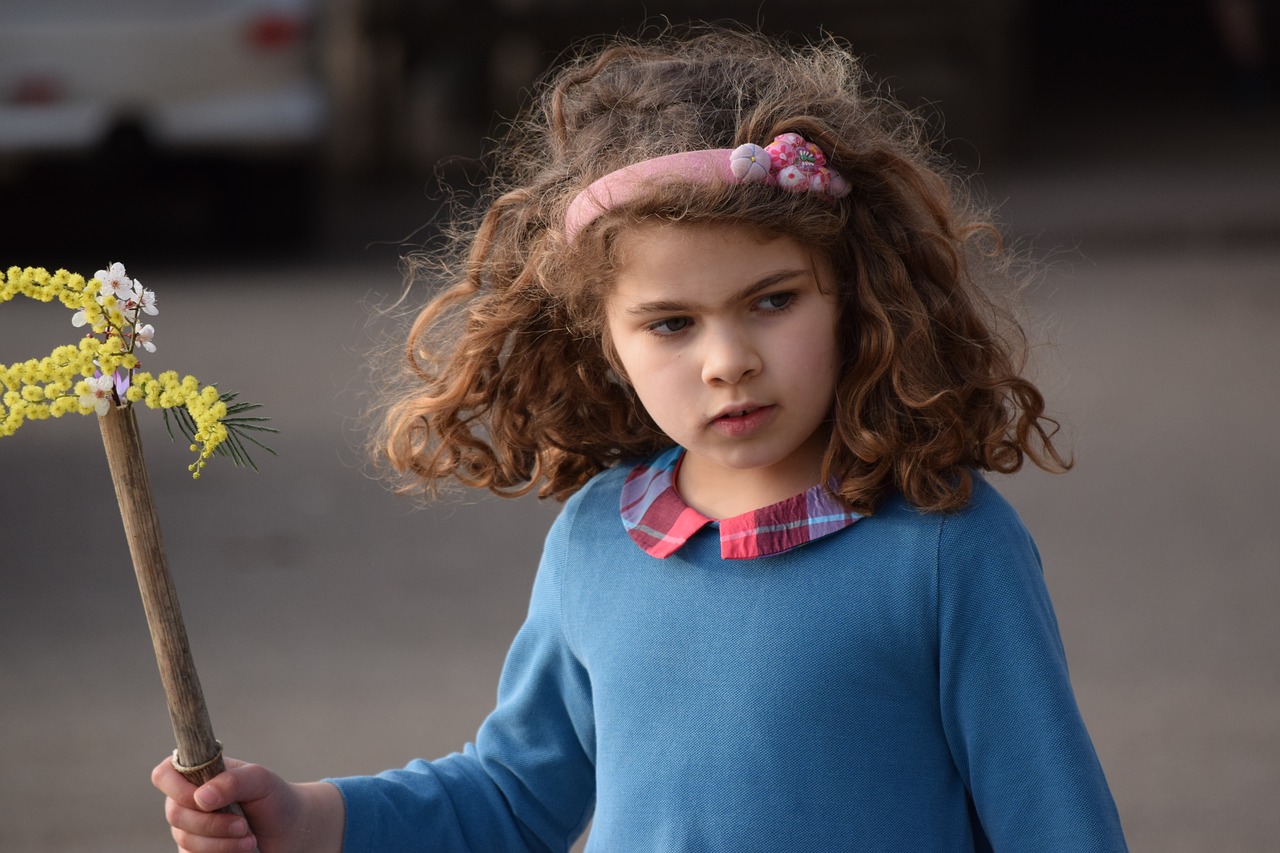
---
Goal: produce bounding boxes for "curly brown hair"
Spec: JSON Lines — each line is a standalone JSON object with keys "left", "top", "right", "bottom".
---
{"left": 373, "top": 26, "right": 1069, "bottom": 515}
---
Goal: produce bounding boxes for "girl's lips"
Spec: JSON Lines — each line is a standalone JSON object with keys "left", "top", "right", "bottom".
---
{"left": 710, "top": 404, "right": 776, "bottom": 437}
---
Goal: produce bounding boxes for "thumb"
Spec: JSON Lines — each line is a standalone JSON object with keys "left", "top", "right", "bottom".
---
{"left": 192, "top": 760, "right": 283, "bottom": 812}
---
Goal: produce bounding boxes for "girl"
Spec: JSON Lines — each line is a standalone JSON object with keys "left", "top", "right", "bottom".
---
{"left": 153, "top": 28, "right": 1128, "bottom": 852}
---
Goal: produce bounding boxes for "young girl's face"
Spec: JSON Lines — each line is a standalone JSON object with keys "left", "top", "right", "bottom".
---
{"left": 604, "top": 222, "right": 841, "bottom": 516}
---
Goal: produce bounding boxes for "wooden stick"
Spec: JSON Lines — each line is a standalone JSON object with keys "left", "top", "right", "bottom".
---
{"left": 98, "top": 404, "right": 256, "bottom": 850}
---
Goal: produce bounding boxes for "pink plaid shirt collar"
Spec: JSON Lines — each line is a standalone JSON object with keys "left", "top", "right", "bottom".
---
{"left": 620, "top": 446, "right": 862, "bottom": 560}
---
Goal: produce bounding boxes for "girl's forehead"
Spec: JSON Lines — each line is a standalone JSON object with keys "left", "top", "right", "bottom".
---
{"left": 608, "top": 222, "right": 830, "bottom": 307}
{"left": 613, "top": 221, "right": 812, "bottom": 275}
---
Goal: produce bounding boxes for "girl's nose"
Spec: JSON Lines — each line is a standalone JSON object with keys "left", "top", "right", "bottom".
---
{"left": 701, "top": 325, "right": 762, "bottom": 385}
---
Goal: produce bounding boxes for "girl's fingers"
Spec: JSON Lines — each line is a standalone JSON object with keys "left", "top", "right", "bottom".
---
{"left": 171, "top": 823, "right": 258, "bottom": 853}
{"left": 151, "top": 755, "right": 254, "bottom": 810}
{"left": 164, "top": 797, "right": 251, "bottom": 839}
{"left": 157, "top": 760, "right": 258, "bottom": 852}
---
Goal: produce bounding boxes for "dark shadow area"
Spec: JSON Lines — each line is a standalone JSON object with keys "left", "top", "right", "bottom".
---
{"left": 3, "top": 2, "right": 1277, "bottom": 262}
{"left": 0, "top": 150, "right": 321, "bottom": 271}
{"left": 1025, "top": 0, "right": 1279, "bottom": 116}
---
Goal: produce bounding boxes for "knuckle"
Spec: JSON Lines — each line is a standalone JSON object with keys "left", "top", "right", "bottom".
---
{"left": 152, "top": 756, "right": 196, "bottom": 802}
{"left": 170, "top": 825, "right": 194, "bottom": 850}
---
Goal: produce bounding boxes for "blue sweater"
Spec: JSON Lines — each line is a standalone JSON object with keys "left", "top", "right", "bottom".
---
{"left": 330, "top": 464, "right": 1127, "bottom": 851}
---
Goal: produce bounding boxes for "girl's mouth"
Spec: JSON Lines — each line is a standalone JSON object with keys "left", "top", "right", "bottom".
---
{"left": 711, "top": 405, "right": 775, "bottom": 436}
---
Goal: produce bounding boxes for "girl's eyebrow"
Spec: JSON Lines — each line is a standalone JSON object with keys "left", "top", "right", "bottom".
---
{"left": 623, "top": 268, "right": 811, "bottom": 316}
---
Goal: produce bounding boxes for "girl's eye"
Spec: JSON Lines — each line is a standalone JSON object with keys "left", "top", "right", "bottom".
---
{"left": 756, "top": 291, "right": 794, "bottom": 311}
{"left": 648, "top": 316, "right": 690, "bottom": 335}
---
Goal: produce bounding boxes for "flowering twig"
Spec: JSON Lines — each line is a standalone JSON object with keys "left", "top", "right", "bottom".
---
{"left": 1, "top": 263, "right": 276, "bottom": 475}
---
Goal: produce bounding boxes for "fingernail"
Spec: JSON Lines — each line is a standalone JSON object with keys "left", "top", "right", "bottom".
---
{"left": 194, "top": 787, "right": 217, "bottom": 809}
{"left": 238, "top": 835, "right": 257, "bottom": 851}
{"left": 229, "top": 819, "right": 247, "bottom": 836}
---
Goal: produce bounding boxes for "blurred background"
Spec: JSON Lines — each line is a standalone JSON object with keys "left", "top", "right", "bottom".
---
{"left": 2, "top": 1, "right": 1278, "bottom": 850}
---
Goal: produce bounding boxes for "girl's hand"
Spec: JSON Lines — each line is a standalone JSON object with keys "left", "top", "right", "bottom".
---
{"left": 151, "top": 755, "right": 344, "bottom": 853}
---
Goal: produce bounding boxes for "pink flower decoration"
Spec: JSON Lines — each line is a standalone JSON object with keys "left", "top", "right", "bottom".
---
{"left": 795, "top": 141, "right": 826, "bottom": 172}
{"left": 827, "top": 172, "right": 852, "bottom": 198}
{"left": 776, "top": 164, "right": 808, "bottom": 190}
{"left": 719, "top": 132, "right": 851, "bottom": 201}
{"left": 766, "top": 139, "right": 796, "bottom": 170}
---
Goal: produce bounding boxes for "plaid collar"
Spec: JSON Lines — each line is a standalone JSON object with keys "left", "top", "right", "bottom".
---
{"left": 620, "top": 446, "right": 862, "bottom": 560}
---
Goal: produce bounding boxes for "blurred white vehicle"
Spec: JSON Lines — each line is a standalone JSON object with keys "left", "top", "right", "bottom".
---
{"left": 0, "top": 0, "right": 328, "bottom": 164}
{"left": 0, "top": 0, "right": 330, "bottom": 247}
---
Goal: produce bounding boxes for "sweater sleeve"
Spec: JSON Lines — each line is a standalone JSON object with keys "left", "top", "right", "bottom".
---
{"left": 327, "top": 504, "right": 596, "bottom": 853}
{"left": 936, "top": 483, "right": 1127, "bottom": 852}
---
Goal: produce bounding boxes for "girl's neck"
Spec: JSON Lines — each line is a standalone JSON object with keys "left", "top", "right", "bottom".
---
{"left": 675, "top": 432, "right": 828, "bottom": 519}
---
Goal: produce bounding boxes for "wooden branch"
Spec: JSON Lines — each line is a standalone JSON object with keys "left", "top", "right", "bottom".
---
{"left": 98, "top": 404, "right": 256, "bottom": 849}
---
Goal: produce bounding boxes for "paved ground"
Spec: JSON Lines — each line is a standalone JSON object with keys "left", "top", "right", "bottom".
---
{"left": 2, "top": 104, "right": 1279, "bottom": 851}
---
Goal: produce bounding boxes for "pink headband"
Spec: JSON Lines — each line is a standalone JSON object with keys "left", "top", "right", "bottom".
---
{"left": 564, "top": 132, "right": 851, "bottom": 243}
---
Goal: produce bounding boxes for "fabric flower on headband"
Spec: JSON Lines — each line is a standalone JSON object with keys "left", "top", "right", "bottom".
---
{"left": 729, "top": 133, "right": 851, "bottom": 198}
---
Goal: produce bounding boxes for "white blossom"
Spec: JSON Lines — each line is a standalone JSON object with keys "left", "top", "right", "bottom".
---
{"left": 79, "top": 374, "right": 115, "bottom": 416}
{"left": 132, "top": 280, "right": 158, "bottom": 316}
{"left": 133, "top": 323, "right": 156, "bottom": 353}
{"left": 95, "top": 262, "right": 134, "bottom": 302}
